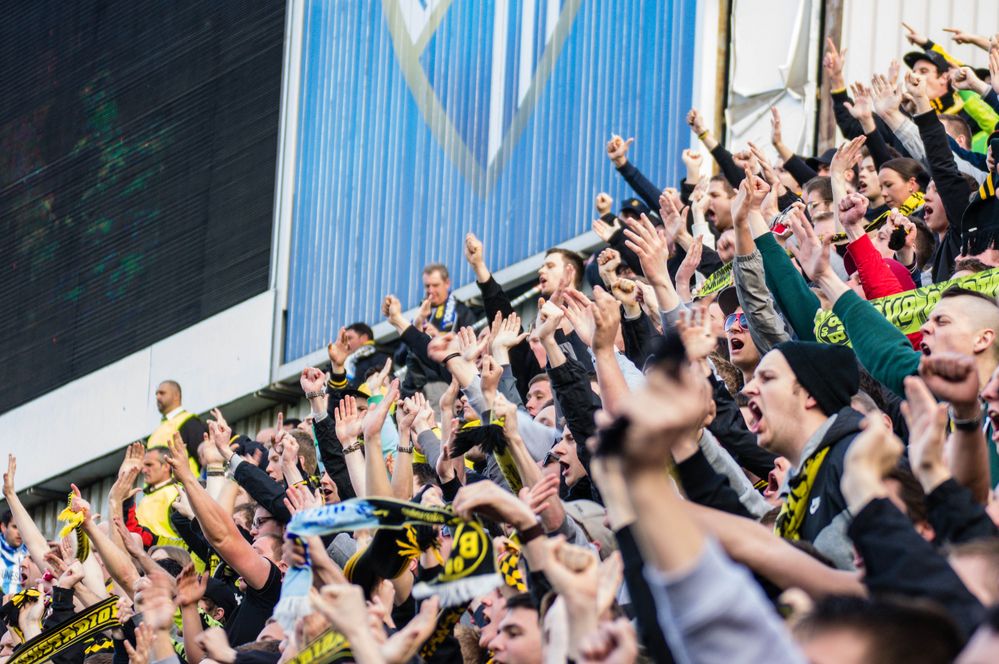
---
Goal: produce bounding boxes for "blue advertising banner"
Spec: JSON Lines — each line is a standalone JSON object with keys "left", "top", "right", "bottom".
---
{"left": 284, "top": 0, "right": 698, "bottom": 362}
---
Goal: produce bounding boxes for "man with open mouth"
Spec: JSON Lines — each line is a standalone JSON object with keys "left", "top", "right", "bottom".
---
{"left": 743, "top": 341, "right": 863, "bottom": 569}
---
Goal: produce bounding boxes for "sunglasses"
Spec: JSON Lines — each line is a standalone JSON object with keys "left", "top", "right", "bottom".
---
{"left": 724, "top": 313, "right": 748, "bottom": 332}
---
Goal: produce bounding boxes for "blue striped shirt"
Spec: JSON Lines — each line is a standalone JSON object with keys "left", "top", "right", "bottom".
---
{"left": 0, "top": 535, "right": 28, "bottom": 595}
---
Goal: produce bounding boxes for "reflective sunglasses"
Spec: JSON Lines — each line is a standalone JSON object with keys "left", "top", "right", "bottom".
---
{"left": 724, "top": 312, "right": 748, "bottom": 332}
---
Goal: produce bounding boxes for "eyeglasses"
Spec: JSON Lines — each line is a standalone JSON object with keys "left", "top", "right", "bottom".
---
{"left": 724, "top": 313, "right": 748, "bottom": 332}
{"left": 252, "top": 516, "right": 275, "bottom": 529}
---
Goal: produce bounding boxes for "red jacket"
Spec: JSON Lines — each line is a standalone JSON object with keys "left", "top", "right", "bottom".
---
{"left": 846, "top": 234, "right": 922, "bottom": 349}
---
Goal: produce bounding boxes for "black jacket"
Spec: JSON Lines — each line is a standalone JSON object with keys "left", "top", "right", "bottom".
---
{"left": 850, "top": 497, "right": 984, "bottom": 639}
{"left": 546, "top": 354, "right": 599, "bottom": 479}
{"left": 676, "top": 447, "right": 753, "bottom": 518}
{"left": 233, "top": 459, "right": 292, "bottom": 524}
{"left": 927, "top": 478, "right": 999, "bottom": 545}
{"left": 782, "top": 407, "right": 865, "bottom": 569}
{"left": 914, "top": 110, "right": 973, "bottom": 283}
{"left": 313, "top": 410, "right": 356, "bottom": 501}
{"left": 399, "top": 299, "right": 479, "bottom": 394}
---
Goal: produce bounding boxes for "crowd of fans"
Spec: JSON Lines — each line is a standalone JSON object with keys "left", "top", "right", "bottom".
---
{"left": 7, "top": 19, "right": 999, "bottom": 664}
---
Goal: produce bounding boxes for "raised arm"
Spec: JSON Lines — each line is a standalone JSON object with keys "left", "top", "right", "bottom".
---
{"left": 69, "top": 486, "right": 141, "bottom": 596}
{"left": 787, "top": 210, "right": 921, "bottom": 396}
{"left": 332, "top": 395, "right": 366, "bottom": 497}
{"left": 916, "top": 355, "right": 991, "bottom": 504}
{"left": 2, "top": 455, "right": 51, "bottom": 572}
{"left": 618, "top": 366, "right": 806, "bottom": 663}
{"left": 164, "top": 433, "right": 273, "bottom": 590}
{"left": 360, "top": 379, "right": 399, "bottom": 498}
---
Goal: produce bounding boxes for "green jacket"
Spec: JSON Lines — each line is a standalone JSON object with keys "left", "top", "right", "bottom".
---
{"left": 756, "top": 232, "right": 921, "bottom": 396}
{"left": 831, "top": 290, "right": 920, "bottom": 397}
{"left": 755, "top": 232, "right": 820, "bottom": 342}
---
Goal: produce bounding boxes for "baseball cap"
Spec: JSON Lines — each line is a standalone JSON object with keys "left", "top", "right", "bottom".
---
{"left": 805, "top": 148, "right": 838, "bottom": 172}
{"left": 902, "top": 50, "right": 951, "bottom": 74}
{"left": 619, "top": 197, "right": 650, "bottom": 217}
{"left": 716, "top": 285, "right": 741, "bottom": 317}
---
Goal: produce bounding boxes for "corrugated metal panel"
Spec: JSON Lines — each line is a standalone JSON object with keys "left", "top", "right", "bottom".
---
{"left": 282, "top": 0, "right": 699, "bottom": 363}
{"left": 842, "top": 0, "right": 996, "bottom": 84}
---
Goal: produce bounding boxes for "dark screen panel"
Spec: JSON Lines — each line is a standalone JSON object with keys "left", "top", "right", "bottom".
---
{"left": 0, "top": 0, "right": 284, "bottom": 412}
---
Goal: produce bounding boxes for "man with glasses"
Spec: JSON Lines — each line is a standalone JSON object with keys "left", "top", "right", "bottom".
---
{"left": 718, "top": 287, "right": 764, "bottom": 386}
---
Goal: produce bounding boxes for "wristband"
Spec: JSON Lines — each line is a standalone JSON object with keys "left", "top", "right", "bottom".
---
{"left": 517, "top": 520, "right": 545, "bottom": 544}
{"left": 305, "top": 389, "right": 326, "bottom": 399}
{"left": 396, "top": 444, "right": 414, "bottom": 454}
{"left": 950, "top": 406, "right": 982, "bottom": 432}
{"left": 442, "top": 352, "right": 461, "bottom": 364}
{"left": 343, "top": 441, "right": 364, "bottom": 455}
{"left": 697, "top": 130, "right": 708, "bottom": 141}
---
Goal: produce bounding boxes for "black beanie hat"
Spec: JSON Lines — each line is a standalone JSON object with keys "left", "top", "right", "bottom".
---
{"left": 773, "top": 341, "right": 859, "bottom": 416}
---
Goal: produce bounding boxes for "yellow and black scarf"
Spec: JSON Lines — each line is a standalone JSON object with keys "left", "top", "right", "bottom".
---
{"left": 452, "top": 418, "right": 524, "bottom": 494}
{"left": 828, "top": 191, "right": 925, "bottom": 245}
{"left": 57, "top": 492, "right": 90, "bottom": 562}
{"left": 286, "top": 628, "right": 353, "bottom": 664}
{"left": 774, "top": 447, "right": 831, "bottom": 540}
{"left": 7, "top": 595, "right": 120, "bottom": 664}
{"left": 287, "top": 497, "right": 501, "bottom": 608}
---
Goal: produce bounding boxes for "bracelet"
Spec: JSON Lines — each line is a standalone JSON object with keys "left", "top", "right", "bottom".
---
{"left": 206, "top": 471, "right": 224, "bottom": 477}
{"left": 950, "top": 406, "right": 982, "bottom": 432}
{"left": 343, "top": 441, "right": 364, "bottom": 455}
{"left": 697, "top": 130, "right": 708, "bottom": 141}
{"left": 206, "top": 464, "right": 225, "bottom": 474}
{"left": 396, "top": 444, "right": 414, "bottom": 454}
{"left": 442, "top": 352, "right": 461, "bottom": 364}
{"left": 517, "top": 520, "right": 545, "bottom": 544}
{"left": 305, "top": 389, "right": 326, "bottom": 399}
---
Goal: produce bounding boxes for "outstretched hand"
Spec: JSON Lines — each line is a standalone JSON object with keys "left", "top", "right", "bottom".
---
{"left": 787, "top": 204, "right": 832, "bottom": 280}
{"left": 840, "top": 414, "right": 903, "bottom": 514}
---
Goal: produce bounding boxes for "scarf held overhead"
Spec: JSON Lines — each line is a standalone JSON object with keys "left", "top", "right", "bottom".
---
{"left": 287, "top": 498, "right": 501, "bottom": 607}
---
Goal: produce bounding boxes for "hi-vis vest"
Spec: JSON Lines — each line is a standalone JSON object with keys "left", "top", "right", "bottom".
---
{"left": 135, "top": 481, "right": 182, "bottom": 540}
{"left": 147, "top": 409, "right": 200, "bottom": 475}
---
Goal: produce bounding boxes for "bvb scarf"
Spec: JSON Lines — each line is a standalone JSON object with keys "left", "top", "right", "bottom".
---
{"left": 287, "top": 498, "right": 501, "bottom": 608}
{"left": 814, "top": 266, "right": 999, "bottom": 345}
{"left": 827, "top": 191, "right": 925, "bottom": 245}
{"left": 774, "top": 447, "right": 831, "bottom": 540}
{"left": 498, "top": 546, "right": 527, "bottom": 592}
{"left": 8, "top": 595, "right": 120, "bottom": 664}
{"left": 452, "top": 418, "right": 524, "bottom": 494}
{"left": 57, "top": 493, "right": 90, "bottom": 563}
{"left": 286, "top": 628, "right": 354, "bottom": 664}
{"left": 0, "top": 589, "right": 43, "bottom": 643}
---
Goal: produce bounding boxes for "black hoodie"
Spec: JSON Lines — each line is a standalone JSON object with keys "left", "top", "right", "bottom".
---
{"left": 780, "top": 406, "right": 865, "bottom": 570}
